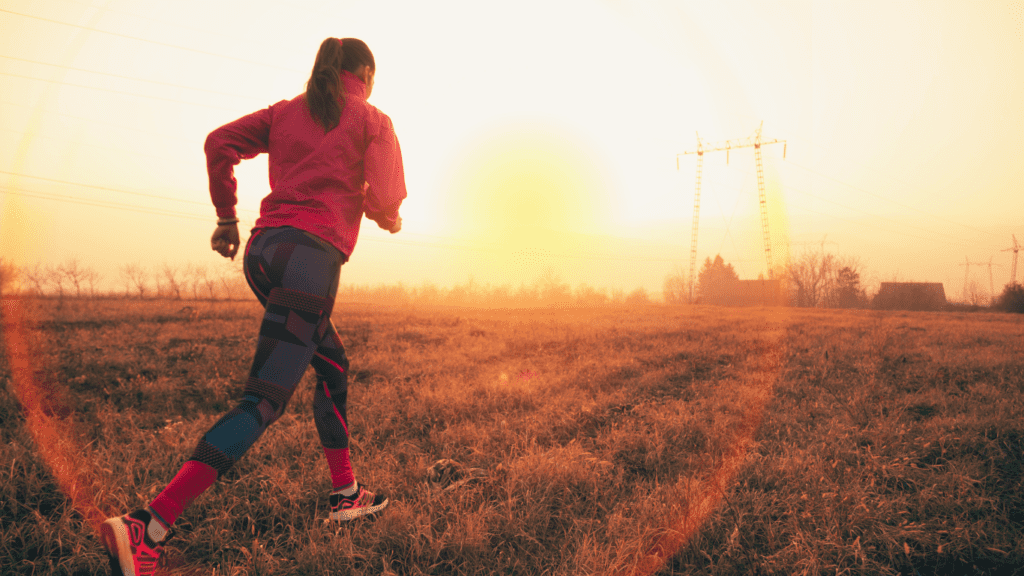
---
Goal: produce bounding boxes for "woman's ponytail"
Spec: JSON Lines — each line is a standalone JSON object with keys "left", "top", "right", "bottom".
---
{"left": 305, "top": 37, "right": 376, "bottom": 133}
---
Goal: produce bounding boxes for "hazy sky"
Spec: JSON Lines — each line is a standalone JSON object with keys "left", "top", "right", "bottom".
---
{"left": 2, "top": 0, "right": 1022, "bottom": 298}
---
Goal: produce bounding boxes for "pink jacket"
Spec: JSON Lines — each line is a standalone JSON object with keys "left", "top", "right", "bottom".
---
{"left": 205, "top": 71, "right": 406, "bottom": 259}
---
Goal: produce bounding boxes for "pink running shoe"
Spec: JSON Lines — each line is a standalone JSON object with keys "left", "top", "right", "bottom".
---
{"left": 329, "top": 484, "right": 389, "bottom": 522}
{"left": 100, "top": 508, "right": 166, "bottom": 576}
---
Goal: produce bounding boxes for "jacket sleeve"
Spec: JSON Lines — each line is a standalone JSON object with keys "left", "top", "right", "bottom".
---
{"left": 204, "top": 106, "right": 273, "bottom": 219}
{"left": 362, "top": 112, "right": 407, "bottom": 230}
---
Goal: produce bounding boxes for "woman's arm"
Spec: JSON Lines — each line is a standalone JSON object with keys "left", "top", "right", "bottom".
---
{"left": 362, "top": 112, "right": 407, "bottom": 232}
{"left": 205, "top": 107, "right": 273, "bottom": 220}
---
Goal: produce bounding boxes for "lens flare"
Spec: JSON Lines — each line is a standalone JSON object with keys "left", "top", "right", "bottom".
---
{"left": 2, "top": 298, "right": 212, "bottom": 575}
{"left": 2, "top": 298, "right": 111, "bottom": 533}
{"left": 612, "top": 322, "right": 788, "bottom": 576}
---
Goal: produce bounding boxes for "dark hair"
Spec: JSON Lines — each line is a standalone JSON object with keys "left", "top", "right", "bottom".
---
{"left": 305, "top": 37, "right": 376, "bottom": 132}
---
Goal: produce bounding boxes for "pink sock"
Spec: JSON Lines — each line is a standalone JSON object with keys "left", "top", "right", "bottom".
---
{"left": 323, "top": 447, "right": 355, "bottom": 490}
{"left": 148, "top": 460, "right": 218, "bottom": 526}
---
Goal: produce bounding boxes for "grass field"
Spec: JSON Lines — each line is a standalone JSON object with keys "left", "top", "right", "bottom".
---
{"left": 2, "top": 297, "right": 1023, "bottom": 575}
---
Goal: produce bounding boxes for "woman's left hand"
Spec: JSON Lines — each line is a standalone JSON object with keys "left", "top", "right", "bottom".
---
{"left": 211, "top": 224, "right": 240, "bottom": 260}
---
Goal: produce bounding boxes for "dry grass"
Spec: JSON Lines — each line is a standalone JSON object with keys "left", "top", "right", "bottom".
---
{"left": 1, "top": 298, "right": 1023, "bottom": 575}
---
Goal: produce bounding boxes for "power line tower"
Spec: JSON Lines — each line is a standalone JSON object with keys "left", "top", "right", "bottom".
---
{"left": 1003, "top": 234, "right": 1020, "bottom": 285}
{"left": 792, "top": 235, "right": 839, "bottom": 253}
{"left": 984, "top": 257, "right": 1001, "bottom": 302}
{"left": 961, "top": 257, "right": 970, "bottom": 302}
{"left": 676, "top": 122, "right": 786, "bottom": 302}
{"left": 960, "top": 256, "right": 1002, "bottom": 304}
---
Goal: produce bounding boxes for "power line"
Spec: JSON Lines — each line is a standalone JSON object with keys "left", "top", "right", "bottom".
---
{"left": 0, "top": 126, "right": 198, "bottom": 168}
{"left": 0, "top": 71, "right": 241, "bottom": 112}
{"left": 1, "top": 186, "right": 215, "bottom": 222}
{"left": 2, "top": 184, "right": 684, "bottom": 263}
{"left": 0, "top": 99, "right": 198, "bottom": 143}
{"left": 728, "top": 164, "right": 1002, "bottom": 251}
{"left": 783, "top": 201, "right": 970, "bottom": 250}
{"left": 0, "top": 8, "right": 300, "bottom": 73}
{"left": 0, "top": 54, "right": 266, "bottom": 102}
{"left": 784, "top": 159, "right": 1005, "bottom": 241}
{"left": 779, "top": 181, "right": 970, "bottom": 246}
{"left": 0, "top": 170, "right": 257, "bottom": 213}
{"left": 692, "top": 159, "right": 985, "bottom": 255}
{"left": 684, "top": 157, "right": 993, "bottom": 264}
{"left": 43, "top": 0, "right": 237, "bottom": 42}
{"left": 719, "top": 111, "right": 1008, "bottom": 244}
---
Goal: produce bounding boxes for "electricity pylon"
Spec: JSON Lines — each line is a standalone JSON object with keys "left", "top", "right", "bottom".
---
{"left": 792, "top": 235, "right": 838, "bottom": 253}
{"left": 961, "top": 256, "right": 1001, "bottom": 304}
{"left": 961, "top": 257, "right": 971, "bottom": 302}
{"left": 676, "top": 122, "right": 786, "bottom": 302}
{"left": 1003, "top": 234, "right": 1020, "bottom": 284}
{"left": 984, "top": 257, "right": 1001, "bottom": 302}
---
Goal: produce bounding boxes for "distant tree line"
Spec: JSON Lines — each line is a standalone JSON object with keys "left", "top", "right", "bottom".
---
{"left": 0, "top": 258, "right": 654, "bottom": 308}
{"left": 338, "top": 271, "right": 652, "bottom": 308}
{"left": 995, "top": 283, "right": 1024, "bottom": 313}
{"left": 0, "top": 257, "right": 251, "bottom": 301}
{"left": 662, "top": 249, "right": 1024, "bottom": 313}
{"left": 4, "top": 254, "right": 1020, "bottom": 313}
{"left": 661, "top": 250, "right": 868, "bottom": 309}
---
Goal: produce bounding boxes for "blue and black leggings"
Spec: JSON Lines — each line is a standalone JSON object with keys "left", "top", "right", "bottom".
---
{"left": 189, "top": 226, "right": 352, "bottom": 477}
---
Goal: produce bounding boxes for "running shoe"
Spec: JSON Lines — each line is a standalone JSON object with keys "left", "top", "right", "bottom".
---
{"left": 328, "top": 484, "right": 389, "bottom": 522}
{"left": 100, "top": 508, "right": 166, "bottom": 576}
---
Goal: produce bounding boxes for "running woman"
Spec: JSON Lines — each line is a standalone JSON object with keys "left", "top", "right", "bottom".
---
{"left": 100, "top": 37, "right": 406, "bottom": 576}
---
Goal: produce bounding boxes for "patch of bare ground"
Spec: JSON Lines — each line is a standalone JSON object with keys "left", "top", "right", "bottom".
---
{"left": 2, "top": 299, "right": 1022, "bottom": 574}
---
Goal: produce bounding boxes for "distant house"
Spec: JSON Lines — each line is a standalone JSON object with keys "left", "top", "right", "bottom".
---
{"left": 705, "top": 279, "right": 783, "bottom": 307}
{"left": 872, "top": 282, "right": 946, "bottom": 311}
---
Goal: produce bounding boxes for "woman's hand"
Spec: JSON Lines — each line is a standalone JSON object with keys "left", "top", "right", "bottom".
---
{"left": 389, "top": 215, "right": 402, "bottom": 234}
{"left": 211, "top": 223, "right": 240, "bottom": 260}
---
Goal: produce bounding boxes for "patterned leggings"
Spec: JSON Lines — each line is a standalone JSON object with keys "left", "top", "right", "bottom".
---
{"left": 189, "top": 227, "right": 352, "bottom": 476}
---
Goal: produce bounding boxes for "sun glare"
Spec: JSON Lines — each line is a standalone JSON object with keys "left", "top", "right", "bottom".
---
{"left": 440, "top": 125, "right": 613, "bottom": 284}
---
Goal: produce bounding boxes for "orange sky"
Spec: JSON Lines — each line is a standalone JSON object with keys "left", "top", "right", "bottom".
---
{"left": 2, "top": 0, "right": 1022, "bottom": 299}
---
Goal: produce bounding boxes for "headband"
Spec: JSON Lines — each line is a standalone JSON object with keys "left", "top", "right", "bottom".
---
{"left": 336, "top": 38, "right": 343, "bottom": 49}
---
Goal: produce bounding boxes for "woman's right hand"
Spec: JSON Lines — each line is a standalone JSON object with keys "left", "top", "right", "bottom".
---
{"left": 211, "top": 223, "right": 240, "bottom": 260}
{"left": 388, "top": 215, "right": 402, "bottom": 234}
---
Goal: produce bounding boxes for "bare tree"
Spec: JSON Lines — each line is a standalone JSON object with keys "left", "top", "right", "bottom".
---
{"left": 0, "top": 258, "right": 19, "bottom": 296}
{"left": 786, "top": 249, "right": 866, "bottom": 308}
{"left": 184, "top": 264, "right": 202, "bottom": 300}
{"left": 120, "top": 263, "right": 148, "bottom": 299}
{"left": 574, "top": 283, "right": 608, "bottom": 307}
{"left": 966, "top": 279, "right": 985, "bottom": 306}
{"left": 787, "top": 250, "right": 833, "bottom": 307}
{"left": 196, "top": 265, "right": 216, "bottom": 299}
{"left": 662, "top": 265, "right": 688, "bottom": 305}
{"left": 609, "top": 288, "right": 625, "bottom": 305}
{"left": 218, "top": 273, "right": 232, "bottom": 300}
{"left": 536, "top": 268, "right": 571, "bottom": 306}
{"left": 216, "top": 260, "right": 249, "bottom": 300}
{"left": 24, "top": 263, "right": 48, "bottom": 296}
{"left": 160, "top": 263, "right": 184, "bottom": 300}
{"left": 46, "top": 264, "right": 67, "bottom": 302}
{"left": 83, "top": 267, "right": 102, "bottom": 298}
{"left": 625, "top": 287, "right": 650, "bottom": 306}
{"left": 415, "top": 282, "right": 441, "bottom": 305}
{"left": 58, "top": 257, "right": 89, "bottom": 298}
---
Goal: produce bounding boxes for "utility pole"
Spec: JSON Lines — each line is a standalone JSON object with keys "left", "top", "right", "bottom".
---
{"left": 676, "top": 122, "right": 786, "bottom": 302}
{"left": 1003, "top": 234, "right": 1020, "bottom": 285}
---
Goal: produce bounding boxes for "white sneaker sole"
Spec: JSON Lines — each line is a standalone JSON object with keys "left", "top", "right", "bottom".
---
{"left": 99, "top": 518, "right": 134, "bottom": 576}
{"left": 329, "top": 497, "right": 389, "bottom": 522}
